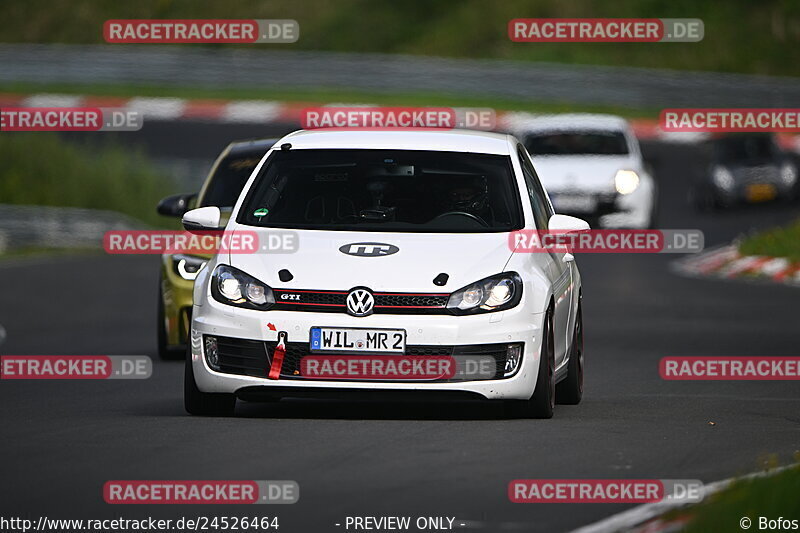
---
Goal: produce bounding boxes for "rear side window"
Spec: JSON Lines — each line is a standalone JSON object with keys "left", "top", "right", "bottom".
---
{"left": 517, "top": 145, "right": 553, "bottom": 229}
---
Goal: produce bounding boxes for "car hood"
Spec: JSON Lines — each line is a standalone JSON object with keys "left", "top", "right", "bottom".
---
{"left": 228, "top": 228, "right": 516, "bottom": 291}
{"left": 532, "top": 155, "right": 637, "bottom": 193}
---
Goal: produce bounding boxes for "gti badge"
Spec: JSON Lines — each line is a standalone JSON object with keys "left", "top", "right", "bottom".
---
{"left": 280, "top": 293, "right": 301, "bottom": 301}
{"left": 339, "top": 242, "right": 399, "bottom": 257}
{"left": 346, "top": 288, "right": 375, "bottom": 317}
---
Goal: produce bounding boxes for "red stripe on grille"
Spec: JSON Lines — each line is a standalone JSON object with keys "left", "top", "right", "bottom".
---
{"left": 277, "top": 302, "right": 345, "bottom": 307}
{"left": 274, "top": 289, "right": 348, "bottom": 295}
{"left": 374, "top": 292, "right": 449, "bottom": 296}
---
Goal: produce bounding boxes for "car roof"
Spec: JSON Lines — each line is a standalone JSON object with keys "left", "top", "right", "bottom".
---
{"left": 226, "top": 138, "right": 279, "bottom": 156}
{"left": 273, "top": 129, "right": 516, "bottom": 155}
{"left": 504, "top": 113, "right": 630, "bottom": 133}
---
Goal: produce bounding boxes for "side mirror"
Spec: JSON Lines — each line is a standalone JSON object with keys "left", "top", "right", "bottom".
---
{"left": 548, "top": 214, "right": 590, "bottom": 233}
{"left": 157, "top": 193, "right": 197, "bottom": 217}
{"left": 182, "top": 207, "right": 222, "bottom": 232}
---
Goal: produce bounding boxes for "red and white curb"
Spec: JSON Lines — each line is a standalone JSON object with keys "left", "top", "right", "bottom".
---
{"left": 0, "top": 92, "right": 306, "bottom": 124}
{"left": 4, "top": 92, "right": 800, "bottom": 148}
{"left": 671, "top": 245, "right": 800, "bottom": 287}
{"left": 570, "top": 464, "right": 799, "bottom": 533}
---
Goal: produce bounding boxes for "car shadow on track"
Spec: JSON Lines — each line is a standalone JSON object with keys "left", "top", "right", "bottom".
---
{"left": 235, "top": 398, "right": 508, "bottom": 421}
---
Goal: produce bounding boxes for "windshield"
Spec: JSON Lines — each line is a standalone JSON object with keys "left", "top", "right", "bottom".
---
{"left": 237, "top": 149, "right": 523, "bottom": 233}
{"left": 525, "top": 130, "right": 629, "bottom": 156}
{"left": 712, "top": 135, "right": 779, "bottom": 163}
{"left": 199, "top": 151, "right": 266, "bottom": 207}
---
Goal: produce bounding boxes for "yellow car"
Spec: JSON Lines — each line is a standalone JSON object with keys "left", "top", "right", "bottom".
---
{"left": 156, "top": 138, "right": 276, "bottom": 359}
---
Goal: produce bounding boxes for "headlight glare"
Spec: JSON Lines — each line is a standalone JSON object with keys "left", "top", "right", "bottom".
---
{"left": 712, "top": 165, "right": 734, "bottom": 190}
{"left": 218, "top": 271, "right": 243, "bottom": 301}
{"left": 486, "top": 278, "right": 514, "bottom": 307}
{"left": 614, "top": 169, "right": 640, "bottom": 195}
{"left": 780, "top": 162, "right": 797, "bottom": 186}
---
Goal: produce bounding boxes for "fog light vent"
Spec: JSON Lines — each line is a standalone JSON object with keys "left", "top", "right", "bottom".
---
{"left": 205, "top": 336, "right": 220, "bottom": 371}
{"left": 504, "top": 343, "right": 523, "bottom": 377}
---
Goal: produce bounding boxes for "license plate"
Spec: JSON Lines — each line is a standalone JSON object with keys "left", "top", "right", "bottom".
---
{"left": 553, "top": 195, "right": 597, "bottom": 213}
{"left": 310, "top": 327, "right": 406, "bottom": 354}
{"left": 745, "top": 184, "right": 777, "bottom": 203}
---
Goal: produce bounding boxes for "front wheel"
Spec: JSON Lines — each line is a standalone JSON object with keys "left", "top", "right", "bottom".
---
{"left": 556, "top": 304, "right": 583, "bottom": 405}
{"left": 184, "top": 347, "right": 236, "bottom": 416}
{"left": 504, "top": 309, "right": 555, "bottom": 419}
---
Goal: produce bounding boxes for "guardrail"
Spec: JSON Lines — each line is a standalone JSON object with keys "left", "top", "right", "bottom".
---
{"left": 0, "top": 204, "right": 146, "bottom": 252}
{"left": 1, "top": 44, "right": 799, "bottom": 108}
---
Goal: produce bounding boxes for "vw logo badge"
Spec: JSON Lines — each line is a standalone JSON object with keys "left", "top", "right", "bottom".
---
{"left": 346, "top": 288, "right": 375, "bottom": 317}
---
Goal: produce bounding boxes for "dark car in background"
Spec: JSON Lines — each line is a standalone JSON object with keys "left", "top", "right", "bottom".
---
{"left": 155, "top": 138, "right": 276, "bottom": 358}
{"left": 692, "top": 133, "right": 799, "bottom": 210}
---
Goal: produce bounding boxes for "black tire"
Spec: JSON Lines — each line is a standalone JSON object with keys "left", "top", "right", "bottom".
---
{"left": 505, "top": 309, "right": 555, "bottom": 419}
{"left": 184, "top": 346, "right": 236, "bottom": 416}
{"left": 556, "top": 304, "right": 583, "bottom": 405}
{"left": 157, "top": 279, "right": 184, "bottom": 361}
{"left": 646, "top": 186, "right": 659, "bottom": 229}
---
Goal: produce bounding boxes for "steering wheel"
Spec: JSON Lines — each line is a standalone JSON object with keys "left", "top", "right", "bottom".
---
{"left": 431, "top": 211, "right": 489, "bottom": 227}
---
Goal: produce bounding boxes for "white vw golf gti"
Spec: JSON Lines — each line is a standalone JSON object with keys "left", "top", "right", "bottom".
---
{"left": 183, "top": 129, "right": 588, "bottom": 418}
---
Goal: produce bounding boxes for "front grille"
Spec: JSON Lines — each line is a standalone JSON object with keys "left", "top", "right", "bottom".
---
{"left": 208, "top": 335, "right": 511, "bottom": 382}
{"left": 272, "top": 289, "right": 450, "bottom": 315}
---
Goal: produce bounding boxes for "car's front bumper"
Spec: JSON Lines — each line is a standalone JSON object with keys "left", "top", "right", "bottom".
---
{"left": 714, "top": 179, "right": 794, "bottom": 204}
{"left": 189, "top": 301, "right": 544, "bottom": 401}
{"left": 549, "top": 175, "right": 656, "bottom": 229}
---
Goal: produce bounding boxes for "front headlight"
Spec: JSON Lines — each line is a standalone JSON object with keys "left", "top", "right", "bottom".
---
{"left": 172, "top": 254, "right": 207, "bottom": 281}
{"left": 712, "top": 165, "right": 734, "bottom": 190}
{"left": 614, "top": 170, "right": 640, "bottom": 195}
{"left": 210, "top": 265, "right": 275, "bottom": 310}
{"left": 780, "top": 162, "right": 797, "bottom": 187}
{"left": 447, "top": 273, "right": 523, "bottom": 315}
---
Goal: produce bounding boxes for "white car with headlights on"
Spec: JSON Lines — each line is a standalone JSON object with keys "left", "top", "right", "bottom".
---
{"left": 506, "top": 113, "right": 657, "bottom": 229}
{"left": 182, "top": 129, "right": 588, "bottom": 418}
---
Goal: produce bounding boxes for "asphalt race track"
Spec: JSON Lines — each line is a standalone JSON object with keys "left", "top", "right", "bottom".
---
{"left": 1, "top": 122, "right": 799, "bottom": 532}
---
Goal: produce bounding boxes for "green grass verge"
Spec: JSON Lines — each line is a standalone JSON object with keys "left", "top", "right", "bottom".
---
{"left": 666, "top": 464, "right": 800, "bottom": 533}
{"left": 0, "top": 246, "right": 102, "bottom": 261}
{"left": 2, "top": 0, "right": 799, "bottom": 76}
{"left": 738, "top": 219, "right": 800, "bottom": 262}
{"left": 0, "top": 81, "right": 659, "bottom": 119}
{"left": 0, "top": 133, "right": 177, "bottom": 228}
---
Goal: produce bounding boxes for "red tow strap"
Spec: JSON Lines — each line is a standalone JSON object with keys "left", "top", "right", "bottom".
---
{"left": 268, "top": 331, "right": 287, "bottom": 380}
